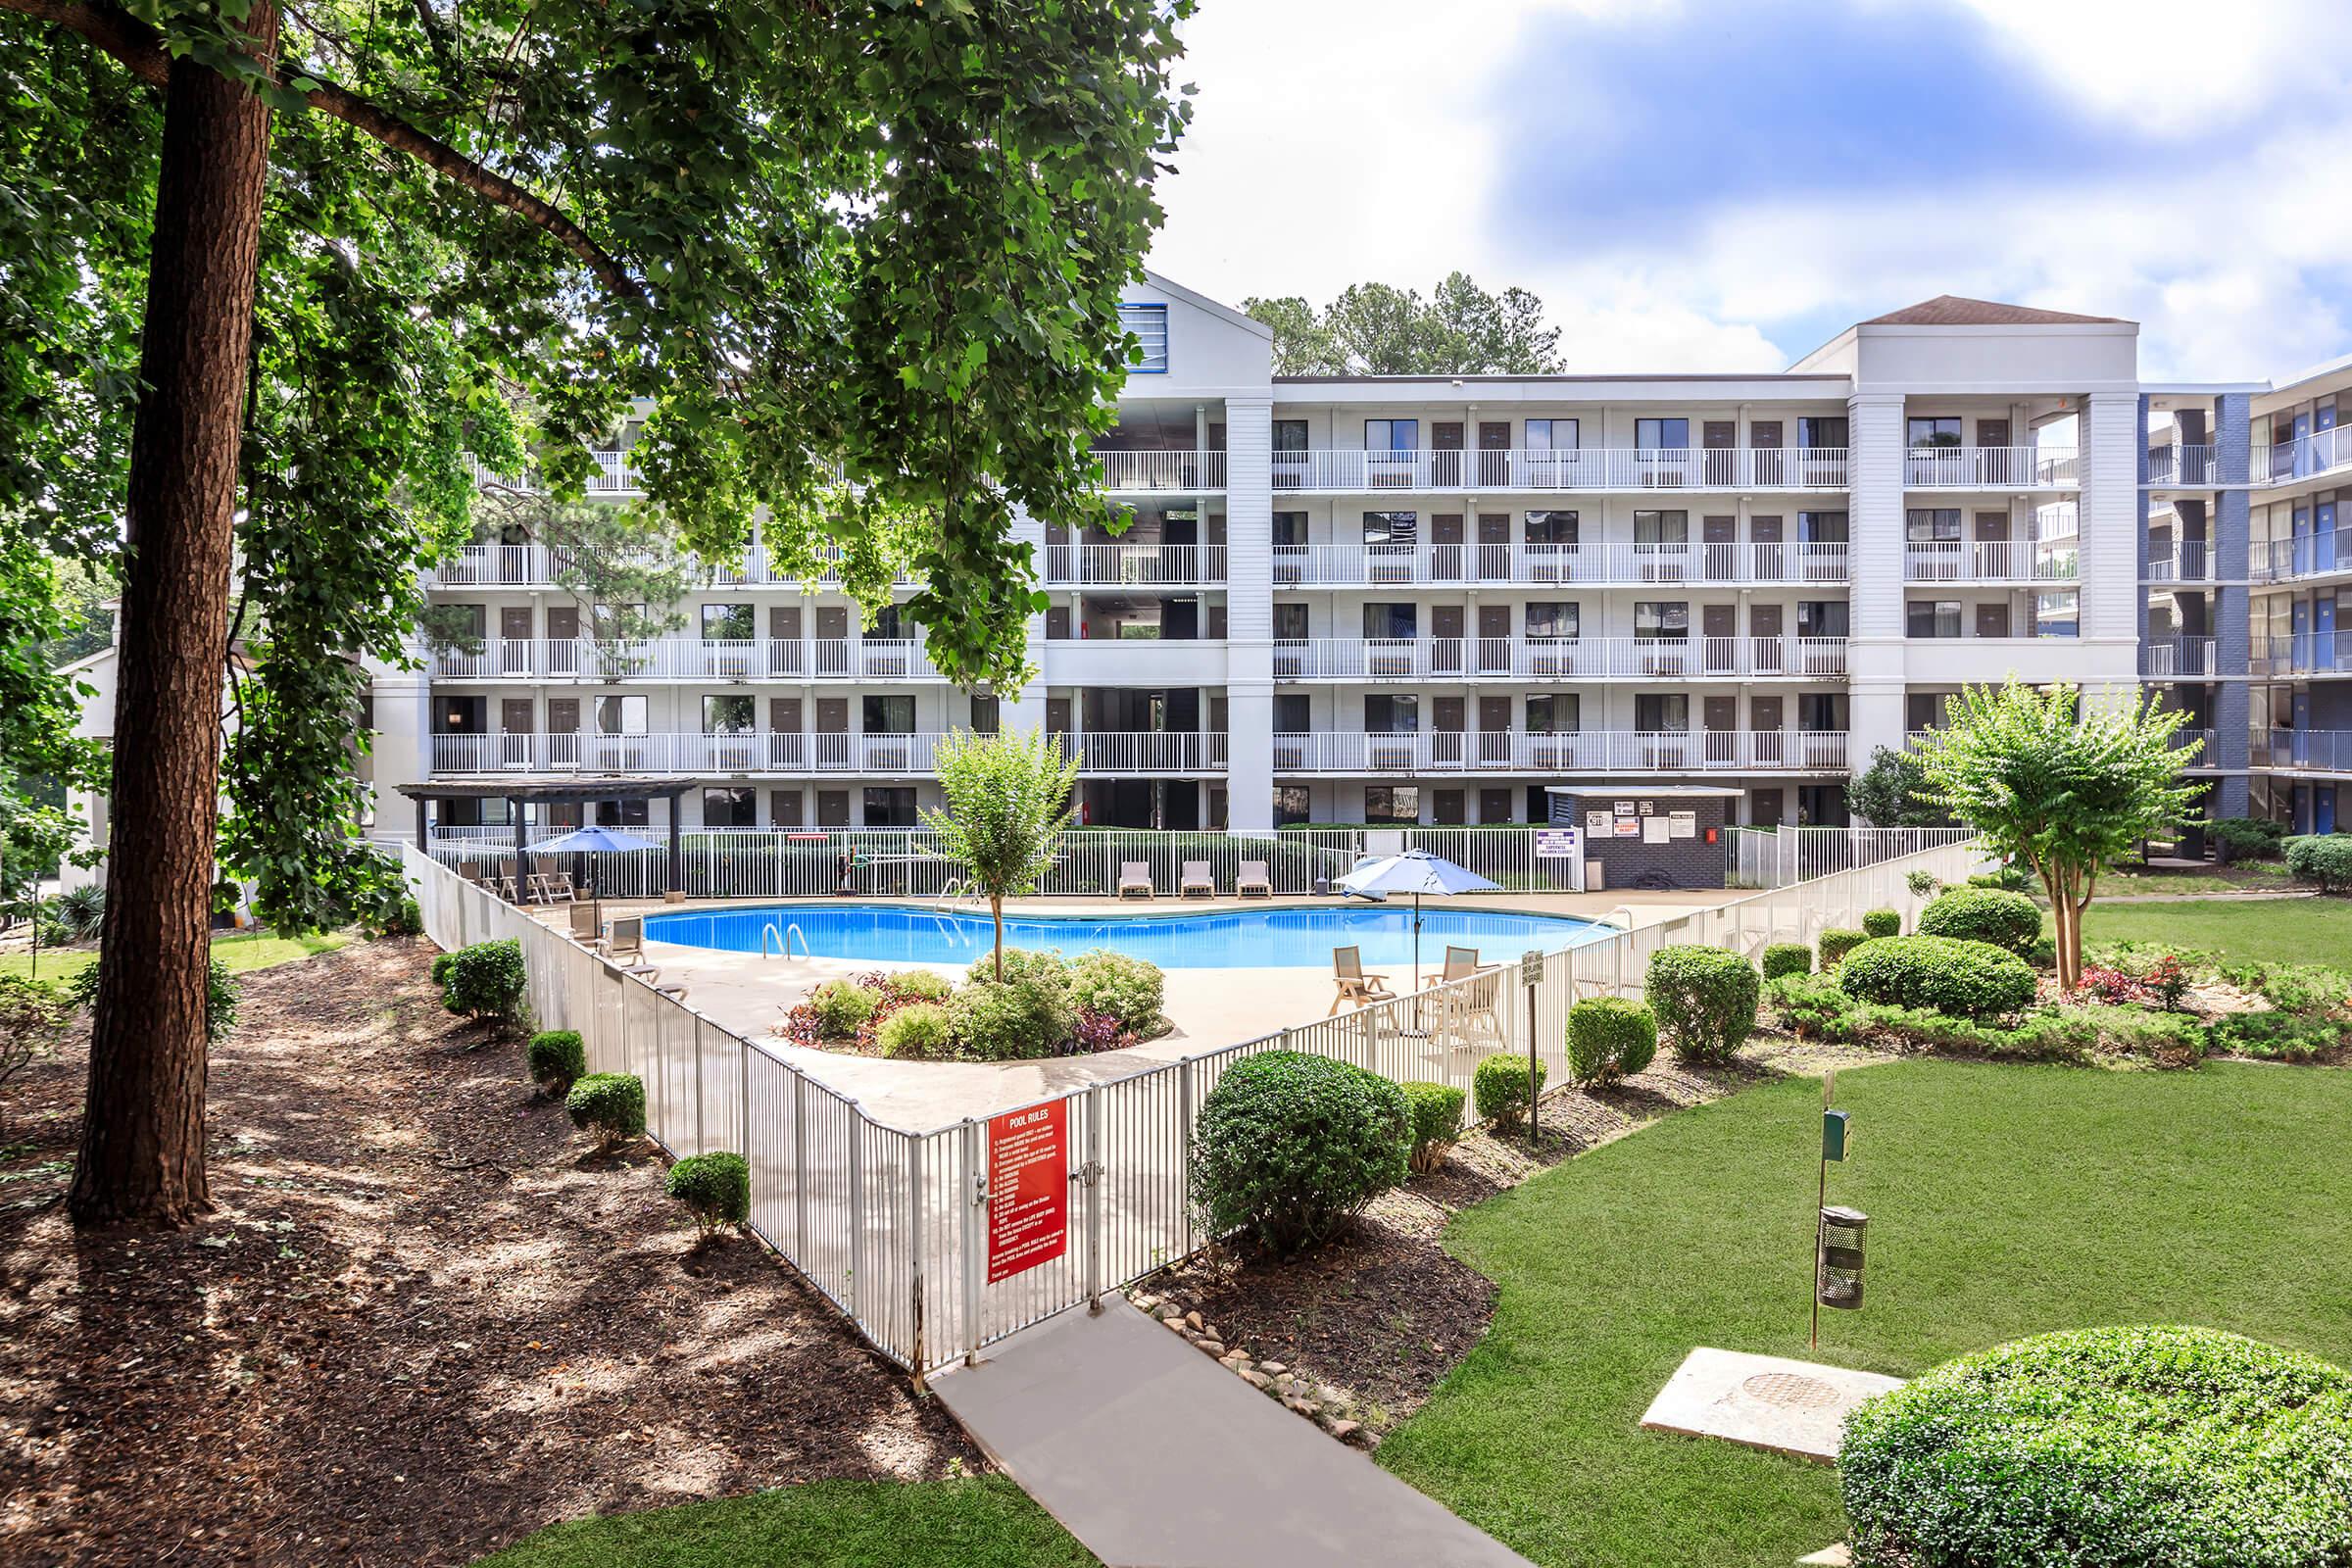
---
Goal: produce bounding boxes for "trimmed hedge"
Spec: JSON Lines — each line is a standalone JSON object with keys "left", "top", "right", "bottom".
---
{"left": 1861, "top": 907, "right": 1902, "bottom": 939}
{"left": 526, "top": 1029, "right": 586, "bottom": 1094}
{"left": 440, "top": 939, "right": 528, "bottom": 1025}
{"left": 665, "top": 1151, "right": 751, "bottom": 1239}
{"left": 565, "top": 1072, "right": 645, "bottom": 1150}
{"left": 1066, "top": 950, "right": 1164, "bottom": 1035}
{"left": 1761, "top": 942, "right": 1813, "bottom": 981}
{"left": 1399, "top": 1081, "right": 1466, "bottom": 1174}
{"left": 2212, "top": 815, "right": 2288, "bottom": 859}
{"left": 808, "top": 980, "right": 879, "bottom": 1041}
{"left": 1837, "top": 935, "right": 2037, "bottom": 1021}
{"left": 1917, "top": 887, "right": 2042, "bottom": 958}
{"left": 1642, "top": 945, "right": 1760, "bottom": 1066}
{"left": 1841, "top": 1325, "right": 2352, "bottom": 1568}
{"left": 876, "top": 1001, "right": 954, "bottom": 1058}
{"left": 2286, "top": 833, "right": 2352, "bottom": 894}
{"left": 1818, "top": 928, "right": 1871, "bottom": 968}
{"left": 1473, "top": 1054, "right": 1547, "bottom": 1131}
{"left": 1565, "top": 998, "right": 1657, "bottom": 1086}
{"left": 1189, "top": 1051, "right": 1409, "bottom": 1253}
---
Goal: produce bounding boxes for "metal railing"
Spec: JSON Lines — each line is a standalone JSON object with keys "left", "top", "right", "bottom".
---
{"left": 2145, "top": 541, "right": 2214, "bottom": 583}
{"left": 2145, "top": 443, "right": 2219, "bottom": 488}
{"left": 2258, "top": 426, "right": 2352, "bottom": 487}
{"left": 429, "top": 542, "right": 917, "bottom": 590}
{"left": 1045, "top": 543, "right": 1227, "bottom": 585}
{"left": 1901, "top": 540, "right": 2077, "bottom": 581}
{"left": 2249, "top": 629, "right": 2352, "bottom": 677}
{"left": 1271, "top": 540, "right": 1850, "bottom": 587}
{"left": 428, "top": 636, "right": 943, "bottom": 682}
{"left": 2141, "top": 636, "right": 2220, "bottom": 678}
{"left": 1267, "top": 446, "right": 1849, "bottom": 493}
{"left": 1272, "top": 635, "right": 1849, "bottom": 680}
{"left": 2251, "top": 529, "right": 2347, "bottom": 582}
{"left": 427, "top": 730, "right": 1229, "bottom": 777}
{"left": 1270, "top": 729, "right": 1849, "bottom": 774}
{"left": 1094, "top": 450, "right": 1227, "bottom": 492}
{"left": 2253, "top": 729, "right": 2352, "bottom": 771}
{"left": 1901, "top": 445, "right": 2079, "bottom": 488}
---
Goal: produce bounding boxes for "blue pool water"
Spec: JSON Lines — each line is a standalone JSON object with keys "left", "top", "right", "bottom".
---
{"left": 642, "top": 901, "right": 1609, "bottom": 969}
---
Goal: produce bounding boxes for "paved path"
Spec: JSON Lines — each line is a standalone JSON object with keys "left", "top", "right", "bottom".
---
{"left": 931, "top": 1298, "right": 1533, "bottom": 1568}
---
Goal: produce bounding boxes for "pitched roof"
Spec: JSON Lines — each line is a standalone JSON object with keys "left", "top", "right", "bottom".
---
{"left": 1862, "top": 295, "right": 2132, "bottom": 327}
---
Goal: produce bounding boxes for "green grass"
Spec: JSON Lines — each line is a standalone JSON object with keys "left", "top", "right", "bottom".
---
{"left": 2079, "top": 895, "right": 2352, "bottom": 964}
{"left": 1379, "top": 1059, "right": 2352, "bottom": 1568}
{"left": 471, "top": 1478, "right": 1097, "bottom": 1567}
{"left": 0, "top": 928, "right": 352, "bottom": 985}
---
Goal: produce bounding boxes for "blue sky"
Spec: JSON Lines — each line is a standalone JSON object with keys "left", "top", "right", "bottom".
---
{"left": 1148, "top": 0, "right": 2352, "bottom": 380}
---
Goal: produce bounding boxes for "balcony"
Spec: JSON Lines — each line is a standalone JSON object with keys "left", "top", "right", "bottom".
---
{"left": 1902, "top": 446, "right": 2079, "bottom": 490}
{"left": 1268, "top": 447, "right": 1848, "bottom": 494}
{"left": 2250, "top": 630, "right": 2352, "bottom": 678}
{"left": 1270, "top": 729, "right": 1848, "bottom": 774}
{"left": 428, "top": 542, "right": 913, "bottom": 591}
{"left": 2145, "top": 541, "right": 2215, "bottom": 583}
{"left": 1901, "top": 540, "right": 2078, "bottom": 583}
{"left": 2144, "top": 444, "right": 2219, "bottom": 488}
{"left": 428, "top": 637, "right": 942, "bottom": 682}
{"left": 2251, "top": 529, "right": 2348, "bottom": 583}
{"left": 2140, "top": 636, "right": 2220, "bottom": 678}
{"left": 1044, "top": 543, "right": 1227, "bottom": 585}
{"left": 427, "top": 730, "right": 1223, "bottom": 776}
{"left": 1094, "top": 450, "right": 1227, "bottom": 492}
{"left": 1271, "top": 635, "right": 1849, "bottom": 681}
{"left": 1272, "top": 541, "right": 1850, "bottom": 588}
{"left": 2257, "top": 426, "right": 2352, "bottom": 488}
{"left": 2253, "top": 730, "right": 2352, "bottom": 772}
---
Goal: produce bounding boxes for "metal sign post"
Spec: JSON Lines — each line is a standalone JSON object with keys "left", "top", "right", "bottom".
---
{"left": 1520, "top": 949, "right": 1545, "bottom": 1152}
{"left": 1811, "top": 1068, "right": 1854, "bottom": 1351}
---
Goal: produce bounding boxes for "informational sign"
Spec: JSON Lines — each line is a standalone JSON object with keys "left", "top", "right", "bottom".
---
{"left": 1613, "top": 800, "right": 1636, "bottom": 817}
{"left": 1519, "top": 948, "right": 1547, "bottom": 987}
{"left": 1533, "top": 827, "right": 1580, "bottom": 859}
{"left": 1585, "top": 810, "right": 1610, "bottom": 835}
{"left": 1668, "top": 810, "right": 1697, "bottom": 840}
{"left": 1613, "top": 816, "right": 1641, "bottom": 838}
{"left": 1642, "top": 815, "right": 1671, "bottom": 845}
{"left": 987, "top": 1101, "right": 1069, "bottom": 1285}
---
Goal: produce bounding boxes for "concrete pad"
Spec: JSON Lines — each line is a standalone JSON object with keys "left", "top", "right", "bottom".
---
{"left": 1640, "top": 1348, "right": 1903, "bottom": 1464}
{"left": 932, "top": 1298, "right": 1533, "bottom": 1568}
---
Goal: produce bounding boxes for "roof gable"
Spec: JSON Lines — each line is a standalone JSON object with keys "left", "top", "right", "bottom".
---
{"left": 1863, "top": 295, "right": 2132, "bottom": 327}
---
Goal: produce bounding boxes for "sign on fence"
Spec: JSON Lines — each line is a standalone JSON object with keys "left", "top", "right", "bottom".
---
{"left": 1532, "top": 827, "right": 1580, "bottom": 858}
{"left": 986, "top": 1102, "right": 1070, "bottom": 1285}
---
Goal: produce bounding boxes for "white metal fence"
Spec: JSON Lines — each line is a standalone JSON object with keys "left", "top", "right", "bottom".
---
{"left": 1723, "top": 825, "right": 1977, "bottom": 889}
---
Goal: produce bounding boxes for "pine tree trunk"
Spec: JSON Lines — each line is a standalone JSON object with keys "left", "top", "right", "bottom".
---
{"left": 69, "top": 8, "right": 278, "bottom": 1228}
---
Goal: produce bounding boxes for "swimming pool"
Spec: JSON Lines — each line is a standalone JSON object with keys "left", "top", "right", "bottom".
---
{"left": 642, "top": 902, "right": 1610, "bottom": 969}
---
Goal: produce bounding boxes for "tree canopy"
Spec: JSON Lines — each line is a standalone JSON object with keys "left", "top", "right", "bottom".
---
{"left": 1847, "top": 746, "right": 1952, "bottom": 829}
{"left": 919, "top": 727, "right": 1080, "bottom": 981}
{"left": 1241, "top": 272, "right": 1564, "bottom": 375}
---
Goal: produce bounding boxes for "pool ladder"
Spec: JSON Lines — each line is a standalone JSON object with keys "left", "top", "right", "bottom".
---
{"left": 760, "top": 922, "right": 810, "bottom": 960}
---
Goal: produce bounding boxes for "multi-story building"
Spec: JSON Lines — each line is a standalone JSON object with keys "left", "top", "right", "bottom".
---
{"left": 60, "top": 270, "right": 2349, "bottom": 884}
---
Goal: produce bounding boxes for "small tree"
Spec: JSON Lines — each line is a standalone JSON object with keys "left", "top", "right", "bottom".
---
{"left": 1847, "top": 746, "right": 1951, "bottom": 829}
{"left": 920, "top": 728, "right": 1080, "bottom": 981}
{"left": 1915, "top": 680, "right": 2203, "bottom": 992}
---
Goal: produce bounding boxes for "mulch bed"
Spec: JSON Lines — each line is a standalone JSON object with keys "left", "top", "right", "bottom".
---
{"left": 0, "top": 937, "right": 978, "bottom": 1568}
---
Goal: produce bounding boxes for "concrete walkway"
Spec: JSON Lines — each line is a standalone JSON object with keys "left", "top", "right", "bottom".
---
{"left": 932, "top": 1298, "right": 1533, "bottom": 1568}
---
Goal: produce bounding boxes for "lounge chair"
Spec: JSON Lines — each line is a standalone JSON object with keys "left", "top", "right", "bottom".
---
{"left": 528, "top": 870, "right": 577, "bottom": 905}
{"left": 566, "top": 902, "right": 601, "bottom": 944}
{"left": 1178, "top": 860, "right": 1215, "bottom": 900}
{"left": 1435, "top": 963, "right": 1504, "bottom": 1043}
{"left": 1236, "top": 859, "right": 1273, "bottom": 899}
{"left": 1117, "top": 861, "right": 1155, "bottom": 900}
{"left": 1329, "top": 945, "right": 1396, "bottom": 1015}
{"left": 1442, "top": 945, "right": 1482, "bottom": 982}
{"left": 596, "top": 913, "right": 687, "bottom": 998}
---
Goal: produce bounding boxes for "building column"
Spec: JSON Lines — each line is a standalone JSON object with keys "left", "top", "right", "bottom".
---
{"left": 1844, "top": 392, "right": 1907, "bottom": 766}
{"left": 1223, "top": 395, "right": 1275, "bottom": 829}
{"left": 2211, "top": 392, "right": 2253, "bottom": 816}
{"left": 367, "top": 649, "right": 433, "bottom": 847}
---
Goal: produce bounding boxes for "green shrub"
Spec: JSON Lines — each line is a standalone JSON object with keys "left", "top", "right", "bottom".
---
{"left": 664, "top": 1151, "right": 751, "bottom": 1239}
{"left": 808, "top": 980, "right": 879, "bottom": 1040}
{"left": 431, "top": 952, "right": 457, "bottom": 987}
{"left": 876, "top": 1001, "right": 954, "bottom": 1059}
{"left": 1761, "top": 942, "right": 1813, "bottom": 981}
{"left": 1905, "top": 869, "right": 1943, "bottom": 899}
{"left": 1840, "top": 1325, "right": 2352, "bottom": 1568}
{"left": 2028, "top": 934, "right": 2058, "bottom": 969}
{"left": 368, "top": 895, "right": 423, "bottom": 938}
{"left": 69, "top": 956, "right": 240, "bottom": 1043}
{"left": 50, "top": 884, "right": 106, "bottom": 942}
{"left": 2220, "top": 960, "right": 2352, "bottom": 1019}
{"left": 440, "top": 939, "right": 528, "bottom": 1024}
{"left": 949, "top": 975, "right": 1075, "bottom": 1060}
{"left": 1565, "top": 998, "right": 1657, "bottom": 1086}
{"left": 1765, "top": 974, "right": 1866, "bottom": 1043}
{"left": 1189, "top": 1050, "right": 1409, "bottom": 1253}
{"left": 1642, "top": 945, "right": 1760, "bottom": 1066}
{"left": 1399, "top": 1081, "right": 1466, "bottom": 1174}
{"left": 1967, "top": 864, "right": 2032, "bottom": 893}
{"left": 526, "top": 1029, "right": 586, "bottom": 1093}
{"left": 1066, "top": 949, "right": 1165, "bottom": 1034}
{"left": 889, "top": 968, "right": 954, "bottom": 1003}
{"left": 2211, "top": 815, "right": 2289, "bottom": 859}
{"left": 565, "top": 1072, "right": 646, "bottom": 1151}
{"left": 2285, "top": 833, "right": 2352, "bottom": 893}
{"left": 1861, "top": 907, "right": 1902, "bottom": 939}
{"left": 1817, "top": 928, "right": 1871, "bottom": 967}
{"left": 1917, "top": 887, "right": 2042, "bottom": 957}
{"left": 2210, "top": 1008, "right": 2346, "bottom": 1061}
{"left": 966, "top": 948, "right": 1070, "bottom": 990}
{"left": 1473, "top": 1053, "right": 1548, "bottom": 1132}
{"left": 1837, "top": 935, "right": 2036, "bottom": 1021}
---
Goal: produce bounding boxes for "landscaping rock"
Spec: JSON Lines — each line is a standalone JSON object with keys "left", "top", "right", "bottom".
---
{"left": 1184, "top": 1311, "right": 1203, "bottom": 1331}
{"left": 1239, "top": 1370, "right": 1272, "bottom": 1391}
{"left": 1196, "top": 1340, "right": 1225, "bottom": 1357}
{"left": 1258, "top": 1360, "right": 1288, "bottom": 1375}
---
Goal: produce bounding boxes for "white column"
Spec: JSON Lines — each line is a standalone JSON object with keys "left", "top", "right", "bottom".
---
{"left": 2077, "top": 390, "right": 2143, "bottom": 694}
{"left": 1003, "top": 507, "right": 1049, "bottom": 738}
{"left": 1845, "top": 392, "right": 1908, "bottom": 763}
{"left": 366, "top": 645, "right": 433, "bottom": 844}
{"left": 1223, "top": 396, "right": 1275, "bottom": 829}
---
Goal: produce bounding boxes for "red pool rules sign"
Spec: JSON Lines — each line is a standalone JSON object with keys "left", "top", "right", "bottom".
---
{"left": 986, "top": 1101, "right": 1069, "bottom": 1285}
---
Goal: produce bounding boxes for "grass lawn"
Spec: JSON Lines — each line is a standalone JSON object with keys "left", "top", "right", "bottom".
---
{"left": 0, "top": 928, "right": 352, "bottom": 985}
{"left": 471, "top": 1478, "right": 1097, "bottom": 1568}
{"left": 2079, "top": 894, "right": 2352, "bottom": 965}
{"left": 1378, "top": 1059, "right": 2352, "bottom": 1568}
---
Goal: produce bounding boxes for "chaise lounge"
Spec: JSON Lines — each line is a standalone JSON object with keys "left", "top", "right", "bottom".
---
{"left": 1118, "top": 861, "right": 1156, "bottom": 900}
{"left": 1179, "top": 860, "right": 1215, "bottom": 899}
{"left": 1237, "top": 859, "right": 1273, "bottom": 899}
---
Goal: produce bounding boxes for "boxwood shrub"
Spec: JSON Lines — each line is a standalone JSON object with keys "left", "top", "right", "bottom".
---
{"left": 876, "top": 1001, "right": 954, "bottom": 1059}
{"left": 1066, "top": 949, "right": 1165, "bottom": 1035}
{"left": 1837, "top": 935, "right": 2037, "bottom": 1021}
{"left": 1840, "top": 1325, "right": 2352, "bottom": 1568}
{"left": 966, "top": 948, "right": 1070, "bottom": 989}
{"left": 2212, "top": 814, "right": 2288, "bottom": 859}
{"left": 1399, "top": 1081, "right": 1466, "bottom": 1173}
{"left": 1642, "top": 945, "right": 1760, "bottom": 1066}
{"left": 890, "top": 968, "right": 954, "bottom": 1003}
{"left": 2285, "top": 833, "right": 2352, "bottom": 893}
{"left": 1917, "top": 886, "right": 2042, "bottom": 957}
{"left": 526, "top": 1029, "right": 586, "bottom": 1094}
{"left": 1472, "top": 1053, "right": 1547, "bottom": 1131}
{"left": 1189, "top": 1050, "right": 1409, "bottom": 1253}
{"left": 664, "top": 1151, "right": 751, "bottom": 1239}
{"left": 1565, "top": 997, "right": 1658, "bottom": 1086}
{"left": 441, "top": 938, "right": 527, "bottom": 1025}
{"left": 565, "top": 1072, "right": 645, "bottom": 1151}
{"left": 1817, "top": 928, "right": 1871, "bottom": 968}
{"left": 808, "top": 979, "right": 879, "bottom": 1040}
{"left": 1761, "top": 942, "right": 1813, "bottom": 981}
{"left": 1861, "top": 907, "right": 1902, "bottom": 939}
{"left": 949, "top": 975, "right": 1075, "bottom": 1060}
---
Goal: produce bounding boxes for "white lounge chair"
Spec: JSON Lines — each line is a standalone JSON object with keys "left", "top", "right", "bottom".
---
{"left": 1117, "top": 861, "right": 1155, "bottom": 900}
{"left": 1237, "top": 859, "right": 1273, "bottom": 899}
{"left": 1179, "top": 860, "right": 1215, "bottom": 900}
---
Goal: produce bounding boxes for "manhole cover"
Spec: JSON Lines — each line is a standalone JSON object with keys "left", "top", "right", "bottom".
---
{"left": 1738, "top": 1372, "right": 1843, "bottom": 1410}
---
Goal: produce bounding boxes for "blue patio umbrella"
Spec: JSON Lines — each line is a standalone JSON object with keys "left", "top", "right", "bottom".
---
{"left": 1335, "top": 848, "right": 1501, "bottom": 995}
{"left": 528, "top": 825, "right": 661, "bottom": 855}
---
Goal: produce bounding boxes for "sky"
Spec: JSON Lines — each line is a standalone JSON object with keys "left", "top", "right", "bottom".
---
{"left": 1145, "top": 0, "right": 2352, "bottom": 381}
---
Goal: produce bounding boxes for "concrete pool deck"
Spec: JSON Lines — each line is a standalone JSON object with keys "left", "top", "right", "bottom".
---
{"left": 535, "top": 888, "right": 1739, "bottom": 1130}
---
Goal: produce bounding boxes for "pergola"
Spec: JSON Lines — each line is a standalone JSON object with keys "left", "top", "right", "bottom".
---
{"left": 394, "top": 777, "right": 701, "bottom": 895}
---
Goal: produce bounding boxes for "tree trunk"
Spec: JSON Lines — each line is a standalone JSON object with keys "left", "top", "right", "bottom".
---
{"left": 991, "top": 895, "right": 1004, "bottom": 981}
{"left": 69, "top": 6, "right": 278, "bottom": 1228}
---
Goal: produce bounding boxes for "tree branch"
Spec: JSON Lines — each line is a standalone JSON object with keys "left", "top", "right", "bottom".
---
{"left": 4, "top": 0, "right": 645, "bottom": 303}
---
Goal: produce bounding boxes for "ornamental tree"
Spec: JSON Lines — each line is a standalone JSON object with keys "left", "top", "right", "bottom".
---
{"left": 1914, "top": 680, "right": 2203, "bottom": 992}
{"left": 920, "top": 727, "right": 1080, "bottom": 981}
{"left": 1, "top": 0, "right": 1192, "bottom": 1225}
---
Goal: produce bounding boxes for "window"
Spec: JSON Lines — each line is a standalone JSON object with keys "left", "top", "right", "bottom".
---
{"left": 1636, "top": 417, "right": 1690, "bottom": 451}
{"left": 1361, "top": 602, "right": 1418, "bottom": 639}
{"left": 1272, "top": 419, "right": 1308, "bottom": 453}
{"left": 1274, "top": 785, "right": 1312, "bottom": 827}
{"left": 590, "top": 602, "right": 646, "bottom": 639}
{"left": 594, "top": 695, "right": 647, "bottom": 734}
{"left": 1798, "top": 694, "right": 1847, "bottom": 731}
{"left": 702, "top": 786, "right": 756, "bottom": 827}
{"left": 1272, "top": 511, "right": 1308, "bottom": 546}
{"left": 1907, "top": 600, "right": 1964, "bottom": 638}
{"left": 862, "top": 695, "right": 914, "bottom": 734}
{"left": 967, "top": 695, "right": 1000, "bottom": 735}
{"left": 1796, "top": 600, "right": 1849, "bottom": 638}
{"left": 1364, "top": 785, "right": 1420, "bottom": 824}
{"left": 1905, "top": 508, "right": 1962, "bottom": 541}
{"left": 1117, "top": 304, "right": 1168, "bottom": 373}
{"left": 1635, "top": 601, "right": 1690, "bottom": 640}
{"left": 1365, "top": 418, "right": 1419, "bottom": 452}
{"left": 1798, "top": 416, "right": 1847, "bottom": 449}
{"left": 862, "top": 786, "right": 919, "bottom": 827}
{"left": 701, "top": 603, "right": 754, "bottom": 641}
{"left": 594, "top": 798, "right": 650, "bottom": 827}
{"left": 1364, "top": 694, "right": 1418, "bottom": 734}
{"left": 1635, "top": 693, "right": 1690, "bottom": 731}
{"left": 864, "top": 604, "right": 904, "bottom": 640}
{"left": 1634, "top": 510, "right": 1690, "bottom": 546}
{"left": 1274, "top": 603, "right": 1310, "bottom": 640}
{"left": 1361, "top": 511, "right": 1417, "bottom": 546}
{"left": 1907, "top": 416, "right": 1963, "bottom": 449}
{"left": 1274, "top": 694, "right": 1311, "bottom": 731}
{"left": 1799, "top": 511, "right": 1849, "bottom": 543}
{"left": 703, "top": 694, "right": 755, "bottom": 734}
{"left": 1525, "top": 417, "right": 1578, "bottom": 452}
{"left": 1526, "top": 694, "right": 1579, "bottom": 733}
{"left": 1907, "top": 693, "right": 1949, "bottom": 732}
{"left": 1524, "top": 510, "right": 1578, "bottom": 545}
{"left": 1525, "top": 602, "right": 1579, "bottom": 639}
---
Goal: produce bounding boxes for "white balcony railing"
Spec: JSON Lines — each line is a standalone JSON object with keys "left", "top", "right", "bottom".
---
{"left": 1269, "top": 729, "right": 1848, "bottom": 774}
{"left": 2258, "top": 426, "right": 2352, "bottom": 487}
{"left": 429, "top": 542, "right": 914, "bottom": 590}
{"left": 1902, "top": 446, "right": 2079, "bottom": 489}
{"left": 1064, "top": 731, "right": 1229, "bottom": 773}
{"left": 1901, "top": 540, "right": 2078, "bottom": 582}
{"left": 2141, "top": 636, "right": 2220, "bottom": 678}
{"left": 1094, "top": 450, "right": 1227, "bottom": 492}
{"left": 2145, "top": 444, "right": 2219, "bottom": 488}
{"left": 2145, "top": 541, "right": 2215, "bottom": 583}
{"left": 1271, "top": 635, "right": 1849, "bottom": 681}
{"left": 1271, "top": 540, "right": 1850, "bottom": 587}
{"left": 428, "top": 637, "right": 942, "bottom": 681}
{"left": 428, "top": 730, "right": 1225, "bottom": 776}
{"left": 1044, "top": 543, "right": 1227, "bottom": 585}
{"left": 2251, "top": 529, "right": 2348, "bottom": 582}
{"left": 2253, "top": 730, "right": 2352, "bottom": 771}
{"left": 2250, "top": 630, "right": 2352, "bottom": 678}
{"left": 1267, "top": 447, "right": 1849, "bottom": 494}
